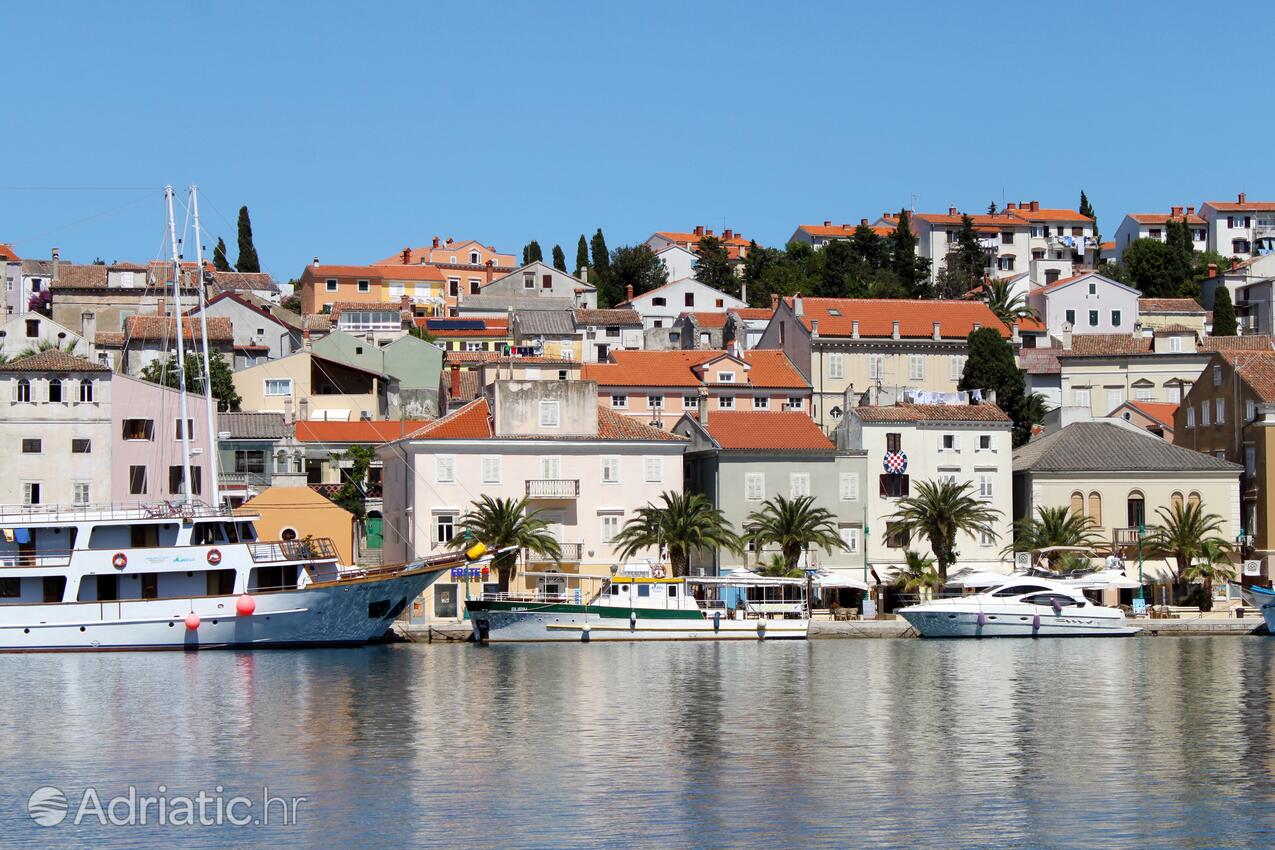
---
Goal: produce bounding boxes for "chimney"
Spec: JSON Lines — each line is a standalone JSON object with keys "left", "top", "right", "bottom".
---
{"left": 1239, "top": 192, "right": 1247, "bottom": 204}
{"left": 1005, "top": 202, "right": 1016, "bottom": 210}
{"left": 51, "top": 247, "right": 60, "bottom": 283}
{"left": 824, "top": 220, "right": 832, "bottom": 227}
{"left": 302, "top": 327, "right": 312, "bottom": 350}
{"left": 694, "top": 226, "right": 705, "bottom": 237}
{"left": 723, "top": 229, "right": 734, "bottom": 240}
{"left": 400, "top": 247, "right": 411, "bottom": 264}
{"left": 1232, "top": 259, "right": 1241, "bottom": 270}
{"left": 485, "top": 259, "right": 494, "bottom": 283}
{"left": 948, "top": 206, "right": 957, "bottom": 216}
{"left": 432, "top": 236, "right": 440, "bottom": 249}
{"left": 739, "top": 279, "right": 747, "bottom": 306}
{"left": 811, "top": 319, "right": 819, "bottom": 337}
{"left": 450, "top": 364, "right": 461, "bottom": 400}
{"left": 973, "top": 322, "right": 981, "bottom": 331}
{"left": 851, "top": 319, "right": 860, "bottom": 339}
{"left": 312, "top": 256, "right": 320, "bottom": 266}
{"left": 696, "top": 388, "right": 709, "bottom": 425}
{"left": 300, "top": 398, "right": 310, "bottom": 420}
{"left": 1208, "top": 263, "right": 1217, "bottom": 278}
{"left": 284, "top": 397, "right": 294, "bottom": 425}
{"left": 860, "top": 218, "right": 869, "bottom": 226}
{"left": 446, "top": 237, "right": 454, "bottom": 245}
{"left": 579, "top": 266, "right": 588, "bottom": 284}
{"left": 891, "top": 320, "right": 900, "bottom": 340}
{"left": 625, "top": 284, "right": 634, "bottom": 302}
{"left": 400, "top": 293, "right": 411, "bottom": 313}
{"left": 81, "top": 312, "right": 96, "bottom": 354}
{"left": 770, "top": 293, "right": 779, "bottom": 309}
{"left": 1187, "top": 206, "right": 1195, "bottom": 216}
{"left": 932, "top": 321, "right": 941, "bottom": 340}
{"left": 986, "top": 389, "right": 997, "bottom": 405}
{"left": 793, "top": 292, "right": 803, "bottom": 317}
{"left": 1171, "top": 206, "right": 1183, "bottom": 217}
{"left": 1030, "top": 201, "right": 1040, "bottom": 212}
{"left": 1061, "top": 322, "right": 1073, "bottom": 350}
{"left": 1011, "top": 322, "right": 1020, "bottom": 343}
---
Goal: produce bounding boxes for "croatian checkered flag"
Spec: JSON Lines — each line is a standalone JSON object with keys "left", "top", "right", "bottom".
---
{"left": 883, "top": 451, "right": 908, "bottom": 474}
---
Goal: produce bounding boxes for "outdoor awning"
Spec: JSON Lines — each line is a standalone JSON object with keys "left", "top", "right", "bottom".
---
{"left": 814, "top": 571, "right": 870, "bottom": 591}
{"left": 1063, "top": 570, "right": 1143, "bottom": 590}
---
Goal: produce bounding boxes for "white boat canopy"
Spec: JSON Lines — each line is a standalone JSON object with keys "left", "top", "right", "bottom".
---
{"left": 946, "top": 567, "right": 1015, "bottom": 589}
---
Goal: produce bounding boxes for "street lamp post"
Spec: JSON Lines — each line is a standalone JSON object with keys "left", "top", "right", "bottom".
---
{"left": 1136, "top": 522, "right": 1146, "bottom": 602}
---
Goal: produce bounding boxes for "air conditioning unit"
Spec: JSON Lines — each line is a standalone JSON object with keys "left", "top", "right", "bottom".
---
{"left": 587, "top": 326, "right": 597, "bottom": 334}
{"left": 1013, "top": 552, "right": 1031, "bottom": 570}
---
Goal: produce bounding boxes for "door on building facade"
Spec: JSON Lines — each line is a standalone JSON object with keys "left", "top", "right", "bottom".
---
{"left": 365, "top": 512, "right": 383, "bottom": 549}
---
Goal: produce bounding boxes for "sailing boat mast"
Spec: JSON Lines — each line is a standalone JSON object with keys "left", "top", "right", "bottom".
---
{"left": 188, "top": 185, "right": 221, "bottom": 509}
{"left": 164, "top": 185, "right": 195, "bottom": 504}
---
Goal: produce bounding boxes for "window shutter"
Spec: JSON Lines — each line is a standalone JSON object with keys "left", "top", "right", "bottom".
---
{"left": 952, "top": 434, "right": 960, "bottom": 451}
{"left": 879, "top": 474, "right": 888, "bottom": 497}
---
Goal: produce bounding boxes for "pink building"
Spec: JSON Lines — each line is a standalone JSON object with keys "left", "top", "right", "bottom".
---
{"left": 582, "top": 349, "right": 811, "bottom": 429}
{"left": 110, "top": 373, "right": 216, "bottom": 504}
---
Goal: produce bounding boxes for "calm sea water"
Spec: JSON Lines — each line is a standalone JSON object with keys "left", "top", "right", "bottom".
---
{"left": 2, "top": 637, "right": 1275, "bottom": 849}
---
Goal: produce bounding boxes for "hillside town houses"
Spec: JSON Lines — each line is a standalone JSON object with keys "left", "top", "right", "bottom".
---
{"left": 8, "top": 187, "right": 1275, "bottom": 624}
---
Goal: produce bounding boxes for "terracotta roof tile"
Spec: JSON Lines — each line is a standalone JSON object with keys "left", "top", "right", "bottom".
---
{"left": 1139, "top": 298, "right": 1205, "bottom": 314}
{"left": 573, "top": 308, "right": 642, "bottom": 327}
{"left": 699, "top": 411, "right": 834, "bottom": 451}
{"left": 1204, "top": 199, "right": 1275, "bottom": 212}
{"left": 1019, "top": 346, "right": 1062, "bottom": 375}
{"left": 1153, "top": 324, "right": 1199, "bottom": 335}
{"left": 1121, "top": 401, "right": 1179, "bottom": 426}
{"left": 398, "top": 398, "right": 684, "bottom": 442}
{"left": 1062, "top": 334, "right": 1155, "bottom": 356}
{"left": 0, "top": 350, "right": 110, "bottom": 372}
{"left": 1200, "top": 335, "right": 1275, "bottom": 352}
{"left": 682, "top": 311, "right": 728, "bottom": 329}
{"left": 1006, "top": 207, "right": 1093, "bottom": 223}
{"left": 785, "top": 297, "right": 1012, "bottom": 339}
{"left": 295, "top": 419, "right": 432, "bottom": 443}
{"left": 596, "top": 406, "right": 685, "bottom": 441}
{"left": 797, "top": 223, "right": 895, "bottom": 238}
{"left": 443, "top": 350, "right": 500, "bottom": 364}
{"left": 0, "top": 244, "right": 19, "bottom": 262}
{"left": 583, "top": 350, "right": 808, "bottom": 389}
{"left": 851, "top": 403, "right": 1011, "bottom": 423}
{"left": 1128, "top": 212, "right": 1207, "bottom": 225}
{"left": 1220, "top": 351, "right": 1275, "bottom": 402}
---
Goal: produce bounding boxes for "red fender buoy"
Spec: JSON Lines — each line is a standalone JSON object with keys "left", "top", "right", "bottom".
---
{"left": 185, "top": 612, "right": 200, "bottom": 631}
{"left": 235, "top": 594, "right": 256, "bottom": 616}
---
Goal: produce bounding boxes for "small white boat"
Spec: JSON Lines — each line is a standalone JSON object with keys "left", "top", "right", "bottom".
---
{"left": 898, "top": 576, "right": 1140, "bottom": 638}
{"left": 467, "top": 568, "right": 810, "bottom": 642}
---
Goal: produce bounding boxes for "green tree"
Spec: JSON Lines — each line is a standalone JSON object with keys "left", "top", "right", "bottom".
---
{"left": 408, "top": 324, "right": 436, "bottom": 343}
{"left": 1211, "top": 286, "right": 1237, "bottom": 336}
{"left": 235, "top": 206, "right": 260, "bottom": 273}
{"left": 1004, "top": 506, "right": 1103, "bottom": 570}
{"left": 1120, "top": 238, "right": 1174, "bottom": 297}
{"left": 551, "top": 244, "right": 567, "bottom": 272}
{"left": 460, "top": 495, "right": 562, "bottom": 592}
{"left": 889, "top": 210, "right": 931, "bottom": 298}
{"left": 139, "top": 350, "right": 242, "bottom": 412}
{"left": 1165, "top": 219, "right": 1195, "bottom": 292}
{"left": 330, "top": 445, "right": 375, "bottom": 520}
{"left": 575, "top": 234, "right": 589, "bottom": 275}
{"left": 936, "top": 214, "right": 988, "bottom": 298}
{"left": 887, "top": 479, "right": 1002, "bottom": 584}
{"left": 742, "top": 494, "right": 847, "bottom": 573}
{"left": 611, "top": 491, "right": 741, "bottom": 578}
{"left": 1182, "top": 538, "right": 1235, "bottom": 611}
{"left": 894, "top": 550, "right": 943, "bottom": 597}
{"left": 987, "top": 202, "right": 998, "bottom": 215}
{"left": 590, "top": 228, "right": 614, "bottom": 304}
{"left": 982, "top": 278, "right": 1040, "bottom": 326}
{"left": 608, "top": 245, "right": 669, "bottom": 298}
{"left": 279, "top": 293, "right": 302, "bottom": 313}
{"left": 521, "top": 240, "right": 543, "bottom": 265}
{"left": 959, "top": 327, "right": 1040, "bottom": 446}
{"left": 213, "top": 237, "right": 231, "bottom": 272}
{"left": 692, "top": 235, "right": 735, "bottom": 295}
{"left": 1145, "top": 501, "right": 1231, "bottom": 601}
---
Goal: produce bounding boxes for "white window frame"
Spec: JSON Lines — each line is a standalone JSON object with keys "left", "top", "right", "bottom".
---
{"left": 643, "top": 456, "right": 662, "bottom": 484}
{"left": 868, "top": 354, "right": 884, "bottom": 381}
{"left": 950, "top": 355, "right": 966, "bottom": 381}
{"left": 325, "top": 279, "right": 338, "bottom": 292}
{"left": 72, "top": 481, "right": 90, "bottom": 506}
{"left": 539, "top": 400, "right": 560, "bottom": 428}
{"left": 435, "top": 455, "right": 456, "bottom": 483}
{"left": 719, "top": 396, "right": 735, "bottom": 410}
{"left": 600, "top": 456, "right": 620, "bottom": 484}
{"left": 1216, "top": 398, "right": 1225, "bottom": 424}
{"left": 540, "top": 456, "right": 561, "bottom": 480}
{"left": 1073, "top": 387, "right": 1090, "bottom": 408}
{"left": 611, "top": 395, "right": 628, "bottom": 409}
{"left": 977, "top": 471, "right": 994, "bottom": 500}
{"left": 745, "top": 473, "right": 765, "bottom": 502}
{"left": 263, "top": 378, "right": 293, "bottom": 397}
{"left": 1201, "top": 402, "right": 1211, "bottom": 427}
{"left": 839, "top": 472, "right": 859, "bottom": 502}
{"left": 840, "top": 526, "right": 860, "bottom": 554}
{"left": 789, "top": 473, "right": 810, "bottom": 498}
{"left": 1186, "top": 407, "right": 1196, "bottom": 428}
{"left": 908, "top": 354, "right": 924, "bottom": 381}
{"left": 599, "top": 512, "right": 622, "bottom": 544}
{"left": 480, "top": 455, "right": 502, "bottom": 484}
{"left": 828, "top": 353, "right": 844, "bottom": 380}
{"left": 753, "top": 396, "right": 768, "bottom": 410}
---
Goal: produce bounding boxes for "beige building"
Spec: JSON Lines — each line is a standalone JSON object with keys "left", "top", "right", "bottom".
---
{"left": 1137, "top": 298, "right": 1208, "bottom": 335}
{"left": 240, "top": 486, "right": 356, "bottom": 566}
{"left": 757, "top": 295, "right": 1021, "bottom": 430}
{"left": 232, "top": 351, "right": 387, "bottom": 420}
{"left": 1013, "top": 421, "right": 1241, "bottom": 584}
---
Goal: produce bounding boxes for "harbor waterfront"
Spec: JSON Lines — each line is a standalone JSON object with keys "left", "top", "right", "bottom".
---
{"left": 4, "top": 638, "right": 1275, "bottom": 849}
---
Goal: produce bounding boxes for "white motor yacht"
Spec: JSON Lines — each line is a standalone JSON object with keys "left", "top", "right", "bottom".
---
{"left": 898, "top": 576, "right": 1140, "bottom": 638}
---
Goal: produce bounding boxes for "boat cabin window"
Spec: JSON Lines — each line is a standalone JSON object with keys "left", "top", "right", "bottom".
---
{"left": 0, "top": 578, "right": 18, "bottom": 598}
{"left": 78, "top": 569, "right": 229, "bottom": 601}
{"left": 991, "top": 584, "right": 1051, "bottom": 597}
{"left": 638, "top": 585, "right": 651, "bottom": 598}
{"left": 192, "top": 522, "right": 242, "bottom": 546}
{"left": 0, "top": 576, "right": 66, "bottom": 603}
{"left": 250, "top": 565, "right": 300, "bottom": 592}
{"left": 207, "top": 569, "right": 236, "bottom": 596}
{"left": 43, "top": 576, "right": 66, "bottom": 602}
{"left": 668, "top": 585, "right": 678, "bottom": 598}
{"left": 1022, "top": 592, "right": 1082, "bottom": 608}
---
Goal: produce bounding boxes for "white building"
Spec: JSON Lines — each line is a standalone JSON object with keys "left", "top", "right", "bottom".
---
{"left": 1200, "top": 193, "right": 1275, "bottom": 260}
{"left": 1111, "top": 207, "right": 1208, "bottom": 261}
{"left": 617, "top": 279, "right": 746, "bottom": 332}
{"left": 0, "top": 312, "right": 90, "bottom": 362}
{"left": 1025, "top": 272, "right": 1141, "bottom": 338}
{"left": 788, "top": 220, "right": 895, "bottom": 249}
{"left": 653, "top": 246, "right": 698, "bottom": 283}
{"left": 834, "top": 399, "right": 1015, "bottom": 577}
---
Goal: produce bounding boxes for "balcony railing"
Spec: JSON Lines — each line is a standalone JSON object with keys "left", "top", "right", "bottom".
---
{"left": 525, "top": 479, "right": 580, "bottom": 499}
{"left": 1112, "top": 526, "right": 1162, "bottom": 548}
{"left": 249, "top": 537, "right": 339, "bottom": 563}
{"left": 524, "top": 542, "right": 583, "bottom": 562}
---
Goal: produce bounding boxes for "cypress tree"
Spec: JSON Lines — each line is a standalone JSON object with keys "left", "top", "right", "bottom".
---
{"left": 575, "top": 235, "right": 589, "bottom": 274}
{"left": 552, "top": 244, "right": 567, "bottom": 272}
{"left": 521, "top": 241, "right": 543, "bottom": 265}
{"left": 590, "top": 228, "right": 609, "bottom": 274}
{"left": 889, "top": 210, "right": 930, "bottom": 298}
{"left": 959, "top": 327, "right": 1039, "bottom": 447}
{"left": 1212, "top": 287, "right": 1237, "bottom": 336}
{"left": 213, "top": 237, "right": 231, "bottom": 272}
{"left": 235, "top": 206, "right": 260, "bottom": 273}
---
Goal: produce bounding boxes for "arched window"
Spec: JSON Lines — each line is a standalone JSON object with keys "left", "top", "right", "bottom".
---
{"left": 79, "top": 379, "right": 94, "bottom": 403}
{"left": 15, "top": 379, "right": 30, "bottom": 403}
{"left": 469, "top": 250, "right": 480, "bottom": 265}
{"left": 1070, "top": 491, "right": 1084, "bottom": 517}
{"left": 1127, "top": 490, "right": 1146, "bottom": 528}
{"left": 1171, "top": 491, "right": 1184, "bottom": 511}
{"left": 1087, "top": 492, "right": 1103, "bottom": 526}
{"left": 1188, "top": 491, "right": 1201, "bottom": 509}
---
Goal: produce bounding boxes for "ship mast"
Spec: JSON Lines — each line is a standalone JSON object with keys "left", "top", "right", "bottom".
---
{"left": 188, "top": 185, "right": 221, "bottom": 509}
{"left": 164, "top": 185, "right": 195, "bottom": 504}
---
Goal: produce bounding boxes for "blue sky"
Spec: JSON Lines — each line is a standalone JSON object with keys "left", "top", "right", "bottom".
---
{"left": 3, "top": 1, "right": 1272, "bottom": 280}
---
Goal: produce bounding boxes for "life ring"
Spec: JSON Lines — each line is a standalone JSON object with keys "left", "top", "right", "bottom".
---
{"left": 112, "top": 552, "right": 127, "bottom": 570}
{"left": 207, "top": 548, "right": 222, "bottom": 566}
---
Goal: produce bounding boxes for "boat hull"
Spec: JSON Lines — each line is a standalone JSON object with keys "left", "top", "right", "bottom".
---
{"left": 0, "top": 567, "right": 447, "bottom": 651}
{"left": 467, "top": 601, "right": 808, "bottom": 642}
{"left": 899, "top": 608, "right": 1140, "bottom": 638}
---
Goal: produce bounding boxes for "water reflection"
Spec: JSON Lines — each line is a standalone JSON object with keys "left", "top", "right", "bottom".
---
{"left": 1, "top": 639, "right": 1274, "bottom": 848}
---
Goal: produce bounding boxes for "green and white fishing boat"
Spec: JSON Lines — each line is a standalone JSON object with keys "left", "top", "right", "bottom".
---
{"left": 466, "top": 567, "right": 810, "bottom": 642}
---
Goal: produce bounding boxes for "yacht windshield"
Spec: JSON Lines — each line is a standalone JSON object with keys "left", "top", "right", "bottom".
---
{"left": 990, "top": 584, "right": 1051, "bottom": 597}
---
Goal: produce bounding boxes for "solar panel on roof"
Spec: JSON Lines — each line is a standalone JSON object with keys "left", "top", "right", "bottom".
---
{"left": 427, "top": 319, "right": 487, "bottom": 330}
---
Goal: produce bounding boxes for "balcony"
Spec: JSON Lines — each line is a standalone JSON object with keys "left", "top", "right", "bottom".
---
{"left": 1112, "top": 526, "right": 1162, "bottom": 549}
{"left": 525, "top": 479, "right": 580, "bottom": 499}
{"left": 525, "top": 542, "right": 583, "bottom": 562}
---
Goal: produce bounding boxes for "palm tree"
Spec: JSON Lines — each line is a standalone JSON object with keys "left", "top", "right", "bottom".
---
{"left": 756, "top": 553, "right": 804, "bottom": 579}
{"left": 887, "top": 479, "right": 1002, "bottom": 584}
{"left": 894, "top": 550, "right": 943, "bottom": 597}
{"left": 743, "top": 494, "right": 847, "bottom": 573}
{"left": 1144, "top": 501, "right": 1229, "bottom": 599}
{"left": 16, "top": 337, "right": 80, "bottom": 359}
{"left": 611, "top": 491, "right": 741, "bottom": 578}
{"left": 982, "top": 278, "right": 1040, "bottom": 326}
{"left": 1181, "top": 538, "right": 1235, "bottom": 611}
{"left": 459, "top": 496, "right": 561, "bottom": 592}
{"left": 1004, "top": 505, "right": 1103, "bottom": 570}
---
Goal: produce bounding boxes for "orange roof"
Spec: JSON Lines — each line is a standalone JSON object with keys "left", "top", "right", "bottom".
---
{"left": 122, "top": 316, "right": 234, "bottom": 342}
{"left": 1006, "top": 207, "right": 1092, "bottom": 223}
{"left": 1122, "top": 401, "right": 1179, "bottom": 427}
{"left": 1204, "top": 199, "right": 1275, "bottom": 212}
{"left": 372, "top": 264, "right": 447, "bottom": 282}
{"left": 682, "top": 311, "right": 728, "bottom": 329}
{"left": 733, "top": 308, "right": 776, "bottom": 321}
{"left": 1138, "top": 298, "right": 1205, "bottom": 314}
{"left": 295, "top": 419, "right": 433, "bottom": 443}
{"left": 852, "top": 403, "right": 1011, "bottom": 423}
{"left": 655, "top": 229, "right": 750, "bottom": 247}
{"left": 301, "top": 263, "right": 446, "bottom": 282}
{"left": 398, "top": 398, "right": 684, "bottom": 442}
{"left": 583, "top": 350, "right": 808, "bottom": 389}
{"left": 1128, "top": 213, "right": 1206, "bottom": 226}
{"left": 1219, "top": 350, "right": 1275, "bottom": 402}
{"left": 698, "top": 411, "right": 834, "bottom": 451}
{"left": 912, "top": 212, "right": 1030, "bottom": 230}
{"left": 783, "top": 297, "right": 1012, "bottom": 339}
{"left": 798, "top": 223, "right": 895, "bottom": 238}
{"left": 0, "top": 244, "right": 19, "bottom": 262}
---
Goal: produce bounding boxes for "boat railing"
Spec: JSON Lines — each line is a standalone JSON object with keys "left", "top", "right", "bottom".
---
{"left": 0, "top": 499, "right": 238, "bottom": 524}
{"left": 0, "top": 550, "right": 73, "bottom": 569}
{"left": 249, "top": 538, "right": 339, "bottom": 563}
{"left": 480, "top": 591, "right": 571, "bottom": 604}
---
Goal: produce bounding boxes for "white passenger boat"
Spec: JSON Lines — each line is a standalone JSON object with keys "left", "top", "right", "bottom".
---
{"left": 0, "top": 501, "right": 474, "bottom": 651}
{"left": 898, "top": 576, "right": 1140, "bottom": 638}
{"left": 467, "top": 570, "right": 810, "bottom": 642}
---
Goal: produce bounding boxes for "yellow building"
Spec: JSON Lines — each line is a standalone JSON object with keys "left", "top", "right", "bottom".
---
{"left": 1137, "top": 298, "right": 1208, "bottom": 335}
{"left": 240, "top": 485, "right": 356, "bottom": 566}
